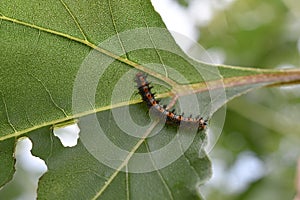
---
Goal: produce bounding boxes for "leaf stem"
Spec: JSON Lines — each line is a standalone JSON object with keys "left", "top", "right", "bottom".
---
{"left": 1, "top": 14, "right": 300, "bottom": 143}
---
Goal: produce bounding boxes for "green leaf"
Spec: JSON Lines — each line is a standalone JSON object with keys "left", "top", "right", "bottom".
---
{"left": 29, "top": 109, "right": 211, "bottom": 200}
{"left": 0, "top": 0, "right": 300, "bottom": 199}
{"left": 0, "top": 138, "right": 15, "bottom": 188}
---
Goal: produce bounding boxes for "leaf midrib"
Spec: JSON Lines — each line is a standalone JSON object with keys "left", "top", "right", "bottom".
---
{"left": 0, "top": 14, "right": 177, "bottom": 86}
{"left": 1, "top": 13, "right": 300, "bottom": 148}
{"left": 2, "top": 11, "right": 300, "bottom": 199}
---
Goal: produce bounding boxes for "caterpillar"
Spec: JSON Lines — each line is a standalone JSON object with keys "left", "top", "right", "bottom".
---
{"left": 135, "top": 72, "right": 207, "bottom": 130}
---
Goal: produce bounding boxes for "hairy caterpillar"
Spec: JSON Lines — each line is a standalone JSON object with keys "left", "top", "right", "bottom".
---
{"left": 135, "top": 72, "right": 207, "bottom": 130}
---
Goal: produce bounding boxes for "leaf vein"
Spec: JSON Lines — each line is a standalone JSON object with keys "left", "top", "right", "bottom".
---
{"left": 59, "top": 0, "right": 88, "bottom": 41}
{"left": 25, "top": 111, "right": 35, "bottom": 127}
{"left": 145, "top": 141, "right": 174, "bottom": 200}
{"left": 139, "top": 1, "right": 169, "bottom": 78}
{"left": 108, "top": 0, "right": 128, "bottom": 58}
{"left": 45, "top": 131, "right": 54, "bottom": 164}
{"left": 176, "top": 134, "right": 200, "bottom": 178}
{"left": 28, "top": 72, "right": 68, "bottom": 117}
{"left": 91, "top": 121, "right": 159, "bottom": 200}
{"left": 125, "top": 165, "right": 130, "bottom": 200}
{"left": 1, "top": 92, "right": 17, "bottom": 133}
{"left": 73, "top": 169, "right": 109, "bottom": 182}
{"left": 0, "top": 14, "right": 178, "bottom": 87}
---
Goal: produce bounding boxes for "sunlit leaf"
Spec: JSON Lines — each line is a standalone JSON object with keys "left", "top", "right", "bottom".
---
{"left": 0, "top": 0, "right": 300, "bottom": 199}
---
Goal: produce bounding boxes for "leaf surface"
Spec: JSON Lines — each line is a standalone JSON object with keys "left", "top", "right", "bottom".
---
{"left": 0, "top": 138, "right": 15, "bottom": 188}
{"left": 0, "top": 0, "right": 300, "bottom": 199}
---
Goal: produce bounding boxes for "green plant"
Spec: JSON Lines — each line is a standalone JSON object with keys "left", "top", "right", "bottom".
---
{"left": 0, "top": 1, "right": 299, "bottom": 199}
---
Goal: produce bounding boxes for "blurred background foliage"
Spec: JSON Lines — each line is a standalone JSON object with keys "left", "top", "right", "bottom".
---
{"left": 1, "top": 0, "right": 300, "bottom": 199}
{"left": 197, "top": 0, "right": 300, "bottom": 68}
{"left": 187, "top": 0, "right": 300, "bottom": 199}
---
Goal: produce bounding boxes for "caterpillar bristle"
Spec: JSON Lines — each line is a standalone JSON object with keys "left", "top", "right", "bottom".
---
{"left": 135, "top": 72, "right": 207, "bottom": 130}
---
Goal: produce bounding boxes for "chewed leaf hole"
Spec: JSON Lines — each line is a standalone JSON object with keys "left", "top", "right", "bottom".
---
{"left": 0, "top": 137, "right": 47, "bottom": 200}
{"left": 53, "top": 123, "right": 80, "bottom": 147}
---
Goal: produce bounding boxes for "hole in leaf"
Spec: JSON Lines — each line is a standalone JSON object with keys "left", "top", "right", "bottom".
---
{"left": 0, "top": 137, "right": 47, "bottom": 200}
{"left": 53, "top": 123, "right": 80, "bottom": 147}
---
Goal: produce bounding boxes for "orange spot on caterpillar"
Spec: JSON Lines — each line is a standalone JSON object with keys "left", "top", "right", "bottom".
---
{"left": 135, "top": 73, "right": 207, "bottom": 130}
